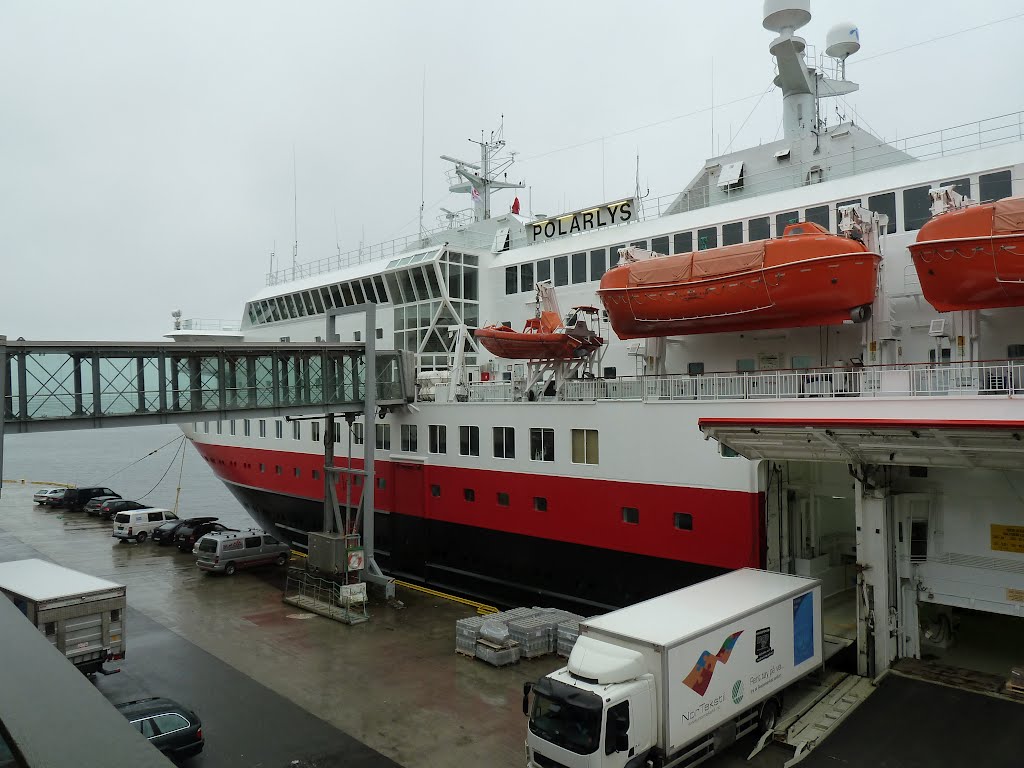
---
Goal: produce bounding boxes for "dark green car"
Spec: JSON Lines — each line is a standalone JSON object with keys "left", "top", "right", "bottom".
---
{"left": 115, "top": 697, "right": 204, "bottom": 759}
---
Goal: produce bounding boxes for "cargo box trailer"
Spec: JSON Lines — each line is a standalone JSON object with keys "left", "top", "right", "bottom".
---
{"left": 524, "top": 569, "right": 823, "bottom": 768}
{"left": 0, "top": 558, "right": 126, "bottom": 675}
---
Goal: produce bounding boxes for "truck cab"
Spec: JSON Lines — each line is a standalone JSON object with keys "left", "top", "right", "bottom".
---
{"left": 526, "top": 637, "right": 656, "bottom": 768}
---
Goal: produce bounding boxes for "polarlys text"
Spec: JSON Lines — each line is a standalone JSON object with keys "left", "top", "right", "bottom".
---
{"left": 529, "top": 199, "right": 634, "bottom": 242}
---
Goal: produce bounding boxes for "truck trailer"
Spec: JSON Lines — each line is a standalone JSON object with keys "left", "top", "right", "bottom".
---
{"left": 524, "top": 569, "right": 823, "bottom": 768}
{"left": 0, "top": 558, "right": 126, "bottom": 675}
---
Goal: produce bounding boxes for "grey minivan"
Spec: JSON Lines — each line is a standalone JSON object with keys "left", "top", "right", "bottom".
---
{"left": 194, "top": 529, "right": 290, "bottom": 575}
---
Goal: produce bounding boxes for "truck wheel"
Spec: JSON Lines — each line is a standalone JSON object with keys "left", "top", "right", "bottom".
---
{"left": 759, "top": 699, "right": 780, "bottom": 732}
{"left": 225, "top": 562, "right": 236, "bottom": 576}
{"left": 136, "top": 531, "right": 148, "bottom": 543}
{"left": 276, "top": 553, "right": 288, "bottom": 566}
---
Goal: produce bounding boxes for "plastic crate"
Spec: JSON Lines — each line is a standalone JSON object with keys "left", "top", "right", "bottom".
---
{"left": 508, "top": 614, "right": 561, "bottom": 658}
{"left": 475, "top": 640, "right": 521, "bottom": 667}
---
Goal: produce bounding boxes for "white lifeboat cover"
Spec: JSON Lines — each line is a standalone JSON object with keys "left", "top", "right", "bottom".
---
{"left": 568, "top": 634, "right": 646, "bottom": 685}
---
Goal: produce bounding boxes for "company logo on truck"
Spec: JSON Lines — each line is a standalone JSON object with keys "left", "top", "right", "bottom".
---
{"left": 681, "top": 631, "right": 742, "bottom": 696}
{"left": 755, "top": 627, "right": 775, "bottom": 662}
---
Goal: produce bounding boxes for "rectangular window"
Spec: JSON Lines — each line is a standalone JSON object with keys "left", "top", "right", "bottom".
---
{"left": 530, "top": 427, "right": 555, "bottom": 462}
{"left": 630, "top": 240, "right": 648, "bottom": 251}
{"left": 311, "top": 422, "right": 320, "bottom": 442}
{"left": 590, "top": 249, "right": 607, "bottom": 281}
{"left": 377, "top": 477, "right": 385, "bottom": 490}
{"left": 622, "top": 506, "right": 639, "bottom": 524}
{"left": 697, "top": 226, "right": 717, "bottom": 250}
{"left": 722, "top": 221, "right": 743, "bottom": 245}
{"left": 275, "top": 465, "right": 282, "bottom": 475}
{"left": 293, "top": 467, "right": 300, "bottom": 478}
{"left": 259, "top": 463, "right": 265, "bottom": 473}
{"left": 608, "top": 245, "right": 625, "bottom": 267}
{"left": 352, "top": 422, "right": 364, "bottom": 445}
{"left": 748, "top": 217, "right": 770, "bottom": 241}
{"left": 536, "top": 259, "right": 551, "bottom": 283}
{"left": 464, "top": 488, "right": 475, "bottom": 502}
{"left": 520, "top": 261, "right": 534, "bottom": 293}
{"left": 430, "top": 484, "right": 441, "bottom": 497}
{"left": 571, "top": 252, "right": 587, "bottom": 284}
{"left": 333, "top": 422, "right": 341, "bottom": 443}
{"left": 571, "top": 428, "right": 599, "bottom": 464}
{"left": 429, "top": 424, "right": 446, "bottom": 454}
{"left": 493, "top": 426, "right": 515, "bottom": 459}
{"left": 651, "top": 235, "right": 670, "bottom": 255}
{"left": 910, "top": 520, "right": 928, "bottom": 562}
{"left": 980, "top": 170, "right": 1012, "bottom": 203}
{"left": 553, "top": 255, "right": 569, "bottom": 286}
{"left": 867, "top": 192, "right": 897, "bottom": 234}
{"left": 776, "top": 211, "right": 799, "bottom": 236}
{"left": 292, "top": 421, "right": 301, "bottom": 440}
{"left": 401, "top": 424, "right": 418, "bottom": 452}
{"left": 534, "top": 496, "right": 548, "bottom": 512}
{"left": 459, "top": 425, "right": 479, "bottom": 456}
{"left": 903, "top": 186, "right": 932, "bottom": 231}
{"left": 354, "top": 330, "right": 362, "bottom": 342}
{"left": 673, "top": 232, "right": 693, "bottom": 253}
{"left": 312, "top": 469, "right": 320, "bottom": 480}
{"left": 230, "top": 420, "right": 236, "bottom": 436}
{"left": 275, "top": 421, "right": 283, "bottom": 439}
{"left": 833, "top": 199, "right": 862, "bottom": 233}
{"left": 258, "top": 419, "right": 266, "bottom": 438}
{"left": 375, "top": 423, "right": 391, "bottom": 450}
{"left": 674, "top": 512, "right": 693, "bottom": 530}
{"left": 497, "top": 492, "right": 510, "bottom": 506}
{"left": 505, "top": 265, "right": 518, "bottom": 295}
{"left": 805, "top": 205, "right": 830, "bottom": 229}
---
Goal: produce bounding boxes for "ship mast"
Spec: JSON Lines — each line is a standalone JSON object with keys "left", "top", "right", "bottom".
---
{"left": 442, "top": 118, "right": 525, "bottom": 222}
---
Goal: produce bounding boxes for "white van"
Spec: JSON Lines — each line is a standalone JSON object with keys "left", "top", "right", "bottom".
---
{"left": 112, "top": 508, "right": 177, "bottom": 543}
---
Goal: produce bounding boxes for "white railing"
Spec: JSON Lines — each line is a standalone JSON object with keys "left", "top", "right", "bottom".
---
{"left": 177, "top": 318, "right": 242, "bottom": 332}
{"left": 461, "top": 360, "right": 1024, "bottom": 404}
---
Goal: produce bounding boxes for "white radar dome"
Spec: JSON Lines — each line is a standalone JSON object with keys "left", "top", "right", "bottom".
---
{"left": 763, "top": 0, "right": 811, "bottom": 33}
{"left": 825, "top": 22, "right": 861, "bottom": 60}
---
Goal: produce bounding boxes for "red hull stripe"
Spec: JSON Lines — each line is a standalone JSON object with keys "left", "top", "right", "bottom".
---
{"left": 699, "top": 418, "right": 1024, "bottom": 431}
{"left": 190, "top": 441, "right": 763, "bottom": 571}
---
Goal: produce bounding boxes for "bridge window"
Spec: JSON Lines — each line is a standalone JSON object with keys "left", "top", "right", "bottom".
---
{"left": 534, "top": 496, "right": 548, "bottom": 512}
{"left": 673, "top": 232, "right": 693, "bottom": 254}
{"left": 622, "top": 506, "right": 639, "bottom": 525}
{"left": 311, "top": 422, "right": 320, "bottom": 442}
{"left": 652, "top": 236, "right": 670, "bottom": 255}
{"left": 464, "top": 488, "right": 475, "bottom": 502}
{"left": 401, "top": 424, "right": 418, "bottom": 452}
{"left": 572, "top": 252, "right": 587, "bottom": 284}
{"left": 866, "top": 192, "right": 897, "bottom": 233}
{"left": 776, "top": 211, "right": 799, "bottom": 235}
{"left": 310, "top": 289, "right": 324, "bottom": 313}
{"left": 244, "top": 419, "right": 251, "bottom": 437}
{"left": 352, "top": 423, "right": 363, "bottom": 444}
{"left": 505, "top": 266, "right": 518, "bottom": 295}
{"left": 351, "top": 281, "right": 366, "bottom": 304}
{"left": 275, "top": 421, "right": 283, "bottom": 439}
{"left": 674, "top": 512, "right": 693, "bottom": 531}
{"left": 980, "top": 170, "right": 1012, "bottom": 202}
{"left": 520, "top": 262, "right": 534, "bottom": 293}
{"left": 590, "top": 249, "right": 607, "bottom": 281}
{"left": 536, "top": 259, "right": 551, "bottom": 283}
{"left": 748, "top": 217, "right": 770, "bottom": 241}
{"left": 460, "top": 425, "right": 480, "bottom": 456}
{"left": 259, "top": 420, "right": 266, "bottom": 438}
{"left": 697, "top": 227, "right": 717, "bottom": 250}
{"left": 530, "top": 428, "right": 555, "bottom": 462}
{"left": 497, "top": 492, "right": 510, "bottom": 507}
{"left": 493, "top": 426, "right": 515, "bottom": 459}
{"left": 903, "top": 186, "right": 932, "bottom": 231}
{"left": 375, "top": 424, "right": 391, "bottom": 450}
{"left": 429, "top": 425, "right": 446, "bottom": 454}
{"left": 571, "top": 429, "right": 599, "bottom": 465}
{"left": 553, "top": 255, "right": 569, "bottom": 286}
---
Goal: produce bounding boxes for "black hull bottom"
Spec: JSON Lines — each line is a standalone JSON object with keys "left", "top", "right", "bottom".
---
{"left": 225, "top": 483, "right": 727, "bottom": 614}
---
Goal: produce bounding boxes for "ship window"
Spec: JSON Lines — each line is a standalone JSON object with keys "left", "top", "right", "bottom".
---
{"left": 534, "top": 496, "right": 548, "bottom": 512}
{"left": 630, "top": 240, "right": 648, "bottom": 251}
{"left": 329, "top": 284, "right": 344, "bottom": 307}
{"left": 374, "top": 275, "right": 389, "bottom": 303}
{"left": 748, "top": 217, "right": 770, "bottom": 241}
{"left": 429, "top": 424, "right": 446, "bottom": 454}
{"left": 674, "top": 512, "right": 693, "bottom": 531}
{"left": 304, "top": 291, "right": 318, "bottom": 314}
{"left": 497, "top": 492, "right": 510, "bottom": 507}
{"left": 431, "top": 484, "right": 441, "bottom": 497}
{"left": 275, "top": 421, "right": 283, "bottom": 439}
{"left": 536, "top": 259, "right": 551, "bottom": 283}
{"left": 341, "top": 283, "right": 355, "bottom": 306}
{"left": 493, "top": 426, "right": 515, "bottom": 459}
{"left": 259, "top": 420, "right": 266, "bottom": 438}
{"left": 651, "top": 236, "right": 670, "bottom": 255}
{"left": 590, "top": 249, "right": 607, "bottom": 281}
{"left": 312, "top": 469, "right": 319, "bottom": 480}
{"left": 229, "top": 420, "right": 236, "bottom": 436}
{"left": 720, "top": 443, "right": 739, "bottom": 457}
{"left": 401, "top": 424, "right": 418, "bottom": 452}
{"left": 460, "top": 425, "right": 480, "bottom": 456}
{"left": 216, "top": 421, "right": 222, "bottom": 435}
{"left": 293, "top": 467, "right": 300, "bottom": 478}
{"left": 375, "top": 423, "right": 391, "bottom": 450}
{"left": 687, "top": 362, "right": 705, "bottom": 375}
{"left": 776, "top": 211, "right": 799, "bottom": 236}
{"left": 275, "top": 465, "right": 282, "bottom": 475}
{"left": 530, "top": 427, "right": 555, "bottom": 462}
{"left": 259, "top": 463, "right": 265, "bottom": 473}
{"left": 351, "top": 281, "right": 366, "bottom": 304}
{"left": 910, "top": 520, "right": 928, "bottom": 562}
{"left": 376, "top": 327, "right": 383, "bottom": 339}
{"left": 319, "top": 287, "right": 334, "bottom": 310}
{"left": 377, "top": 477, "right": 385, "bottom": 490}
{"left": 867, "top": 192, "right": 897, "bottom": 234}
{"left": 399, "top": 270, "right": 418, "bottom": 301}
{"left": 464, "top": 488, "right": 475, "bottom": 502}
{"left": 903, "top": 186, "right": 932, "bottom": 231}
{"left": 352, "top": 423, "right": 364, "bottom": 445}
{"left": 571, "top": 429, "right": 599, "bottom": 465}
{"left": 941, "top": 178, "right": 970, "bottom": 199}
{"left": 737, "top": 358, "right": 756, "bottom": 372}
{"left": 697, "top": 227, "right": 717, "bottom": 250}
{"left": 980, "top": 170, "right": 1012, "bottom": 202}
{"left": 572, "top": 252, "right": 587, "bottom": 284}
{"left": 384, "top": 275, "right": 401, "bottom": 305}
{"left": 505, "top": 266, "right": 518, "bottom": 295}
{"left": 833, "top": 199, "right": 862, "bottom": 233}
{"left": 354, "top": 330, "right": 361, "bottom": 342}
{"left": 411, "top": 270, "right": 428, "bottom": 301}
{"left": 929, "top": 348, "right": 952, "bottom": 364}
{"left": 622, "top": 507, "right": 639, "bottom": 525}
{"left": 554, "top": 255, "right": 569, "bottom": 286}
{"left": 521, "top": 261, "right": 534, "bottom": 293}
{"left": 603, "top": 366, "right": 616, "bottom": 378}
{"left": 722, "top": 221, "right": 743, "bottom": 245}
{"left": 310, "top": 289, "right": 325, "bottom": 313}
{"left": 333, "top": 422, "right": 341, "bottom": 443}
{"left": 244, "top": 419, "right": 251, "bottom": 437}
{"left": 673, "top": 232, "right": 693, "bottom": 254}
{"left": 805, "top": 205, "right": 830, "bottom": 229}
{"left": 311, "top": 422, "right": 320, "bottom": 442}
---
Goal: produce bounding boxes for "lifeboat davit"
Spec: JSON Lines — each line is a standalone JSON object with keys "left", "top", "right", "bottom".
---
{"left": 907, "top": 195, "right": 1024, "bottom": 312}
{"left": 597, "top": 222, "right": 881, "bottom": 339}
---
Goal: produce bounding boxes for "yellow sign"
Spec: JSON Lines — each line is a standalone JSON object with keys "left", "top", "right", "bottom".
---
{"left": 991, "top": 525, "right": 1024, "bottom": 554}
{"left": 1007, "top": 589, "right": 1024, "bottom": 603}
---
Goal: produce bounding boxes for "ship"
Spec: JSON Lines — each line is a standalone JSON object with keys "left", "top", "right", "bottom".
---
{"left": 175, "top": 2, "right": 1024, "bottom": 625}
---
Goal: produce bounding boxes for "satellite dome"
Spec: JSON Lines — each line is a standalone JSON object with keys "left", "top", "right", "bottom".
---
{"left": 826, "top": 22, "right": 861, "bottom": 60}
{"left": 763, "top": 0, "right": 811, "bottom": 33}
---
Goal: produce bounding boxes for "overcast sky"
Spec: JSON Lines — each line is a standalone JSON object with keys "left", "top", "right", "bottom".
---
{"left": 2, "top": 1, "right": 1021, "bottom": 340}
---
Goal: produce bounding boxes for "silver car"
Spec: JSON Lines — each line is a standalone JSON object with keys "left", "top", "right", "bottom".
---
{"left": 194, "top": 529, "right": 290, "bottom": 575}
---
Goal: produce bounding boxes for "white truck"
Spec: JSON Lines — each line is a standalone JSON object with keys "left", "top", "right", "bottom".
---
{"left": 0, "top": 558, "right": 126, "bottom": 675}
{"left": 524, "top": 569, "right": 823, "bottom": 768}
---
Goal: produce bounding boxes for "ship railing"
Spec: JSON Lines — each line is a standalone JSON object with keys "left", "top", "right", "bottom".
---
{"left": 176, "top": 318, "right": 242, "bottom": 332}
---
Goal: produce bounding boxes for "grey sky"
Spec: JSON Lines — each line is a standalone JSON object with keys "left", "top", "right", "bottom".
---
{"left": 2, "top": 1, "right": 1021, "bottom": 340}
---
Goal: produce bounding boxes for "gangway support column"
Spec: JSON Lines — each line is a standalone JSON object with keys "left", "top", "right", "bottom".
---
{"left": 855, "top": 476, "right": 898, "bottom": 678}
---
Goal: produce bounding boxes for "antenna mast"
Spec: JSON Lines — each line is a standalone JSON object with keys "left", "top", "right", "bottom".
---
{"left": 292, "top": 146, "right": 299, "bottom": 271}
{"left": 419, "top": 68, "right": 426, "bottom": 241}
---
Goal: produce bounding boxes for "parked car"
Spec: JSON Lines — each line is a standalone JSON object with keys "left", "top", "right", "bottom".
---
{"left": 112, "top": 509, "right": 177, "bottom": 543}
{"left": 152, "top": 517, "right": 216, "bottom": 546}
{"left": 114, "top": 697, "right": 204, "bottom": 759}
{"left": 82, "top": 496, "right": 122, "bottom": 515}
{"left": 58, "top": 487, "right": 120, "bottom": 511}
{"left": 195, "top": 529, "right": 291, "bottom": 575}
{"left": 33, "top": 488, "right": 66, "bottom": 506}
{"left": 92, "top": 499, "right": 150, "bottom": 520}
{"left": 175, "top": 521, "right": 234, "bottom": 553}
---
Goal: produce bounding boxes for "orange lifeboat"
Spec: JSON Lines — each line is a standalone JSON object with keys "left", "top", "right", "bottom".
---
{"left": 597, "top": 222, "right": 881, "bottom": 339}
{"left": 907, "top": 196, "right": 1024, "bottom": 312}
